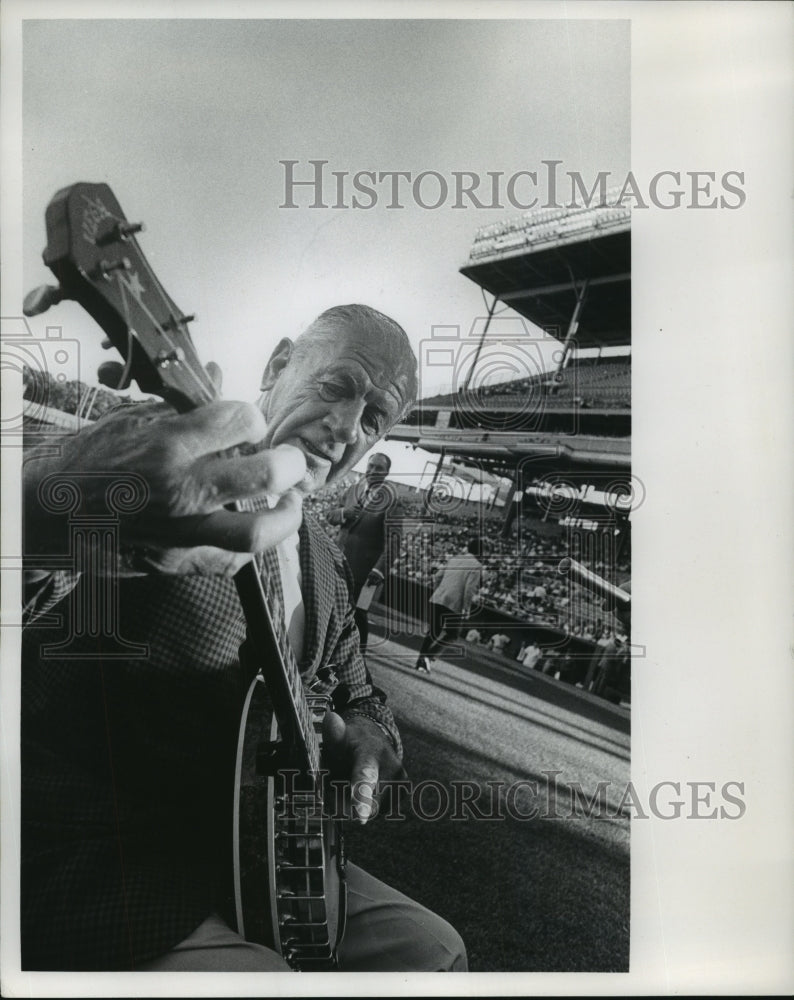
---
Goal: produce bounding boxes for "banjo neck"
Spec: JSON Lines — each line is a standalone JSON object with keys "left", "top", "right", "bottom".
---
{"left": 25, "top": 181, "right": 321, "bottom": 782}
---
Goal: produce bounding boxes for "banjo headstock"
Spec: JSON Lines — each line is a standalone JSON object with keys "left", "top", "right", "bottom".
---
{"left": 23, "top": 182, "right": 215, "bottom": 411}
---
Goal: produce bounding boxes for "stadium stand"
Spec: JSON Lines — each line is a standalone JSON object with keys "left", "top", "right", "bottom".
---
{"left": 305, "top": 480, "right": 629, "bottom": 646}
{"left": 380, "top": 192, "right": 632, "bottom": 700}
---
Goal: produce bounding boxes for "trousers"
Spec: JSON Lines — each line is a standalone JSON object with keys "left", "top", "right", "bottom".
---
{"left": 418, "top": 603, "right": 463, "bottom": 659}
{"left": 137, "top": 863, "right": 467, "bottom": 972}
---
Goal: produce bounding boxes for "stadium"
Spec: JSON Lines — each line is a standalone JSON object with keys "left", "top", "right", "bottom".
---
{"left": 19, "top": 193, "right": 632, "bottom": 972}
{"left": 308, "top": 194, "right": 633, "bottom": 970}
{"left": 311, "top": 192, "right": 633, "bottom": 699}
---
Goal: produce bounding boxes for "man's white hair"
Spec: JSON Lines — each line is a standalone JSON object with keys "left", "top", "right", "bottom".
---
{"left": 294, "top": 304, "right": 418, "bottom": 414}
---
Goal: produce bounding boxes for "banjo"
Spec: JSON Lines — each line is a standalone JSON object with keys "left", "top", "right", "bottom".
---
{"left": 23, "top": 182, "right": 347, "bottom": 970}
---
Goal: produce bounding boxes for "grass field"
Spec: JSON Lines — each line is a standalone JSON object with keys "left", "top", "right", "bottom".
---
{"left": 344, "top": 626, "right": 631, "bottom": 972}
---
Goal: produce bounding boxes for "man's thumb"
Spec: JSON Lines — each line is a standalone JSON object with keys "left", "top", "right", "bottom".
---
{"left": 322, "top": 710, "right": 347, "bottom": 751}
{"left": 205, "top": 361, "right": 223, "bottom": 393}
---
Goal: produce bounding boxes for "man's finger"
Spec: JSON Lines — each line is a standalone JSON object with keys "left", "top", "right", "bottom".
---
{"left": 137, "top": 489, "right": 303, "bottom": 552}
{"left": 205, "top": 361, "right": 223, "bottom": 393}
{"left": 159, "top": 400, "right": 268, "bottom": 456}
{"left": 194, "top": 444, "right": 306, "bottom": 507}
{"left": 351, "top": 761, "right": 380, "bottom": 825}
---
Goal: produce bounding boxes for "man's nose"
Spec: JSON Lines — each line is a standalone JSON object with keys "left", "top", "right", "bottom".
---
{"left": 324, "top": 398, "right": 362, "bottom": 444}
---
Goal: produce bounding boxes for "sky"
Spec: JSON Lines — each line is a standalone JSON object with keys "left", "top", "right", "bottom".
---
{"left": 21, "top": 17, "right": 629, "bottom": 476}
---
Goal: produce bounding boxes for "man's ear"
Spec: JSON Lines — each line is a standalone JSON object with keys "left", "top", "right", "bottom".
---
{"left": 260, "top": 338, "right": 294, "bottom": 392}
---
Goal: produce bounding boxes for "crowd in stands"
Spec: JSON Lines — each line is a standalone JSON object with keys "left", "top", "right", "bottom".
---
{"left": 477, "top": 356, "right": 630, "bottom": 408}
{"left": 407, "top": 355, "right": 630, "bottom": 419}
{"left": 305, "top": 479, "right": 630, "bottom": 643}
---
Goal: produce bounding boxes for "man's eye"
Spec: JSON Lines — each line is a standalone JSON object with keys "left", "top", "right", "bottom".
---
{"left": 362, "top": 408, "right": 383, "bottom": 435}
{"left": 320, "top": 381, "right": 346, "bottom": 400}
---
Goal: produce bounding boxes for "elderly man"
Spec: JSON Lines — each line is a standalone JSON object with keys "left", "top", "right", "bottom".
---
{"left": 21, "top": 304, "right": 466, "bottom": 972}
{"left": 327, "top": 451, "right": 402, "bottom": 652}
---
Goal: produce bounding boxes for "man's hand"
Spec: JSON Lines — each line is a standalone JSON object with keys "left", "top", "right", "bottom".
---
{"left": 321, "top": 712, "right": 406, "bottom": 825}
{"left": 365, "top": 568, "right": 384, "bottom": 587}
{"left": 24, "top": 398, "right": 307, "bottom": 575}
{"left": 326, "top": 503, "right": 359, "bottom": 527}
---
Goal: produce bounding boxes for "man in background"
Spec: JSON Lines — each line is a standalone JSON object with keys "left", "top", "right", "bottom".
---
{"left": 328, "top": 452, "right": 403, "bottom": 652}
{"left": 488, "top": 631, "right": 511, "bottom": 656}
{"left": 521, "top": 641, "right": 542, "bottom": 670}
{"left": 415, "top": 537, "right": 484, "bottom": 673}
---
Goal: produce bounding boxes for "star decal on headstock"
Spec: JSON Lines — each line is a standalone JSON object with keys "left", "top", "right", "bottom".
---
{"left": 119, "top": 268, "right": 146, "bottom": 300}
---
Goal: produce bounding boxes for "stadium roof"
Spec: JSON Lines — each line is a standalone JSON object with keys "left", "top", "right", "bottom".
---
{"left": 388, "top": 425, "right": 630, "bottom": 476}
{"left": 459, "top": 199, "right": 630, "bottom": 349}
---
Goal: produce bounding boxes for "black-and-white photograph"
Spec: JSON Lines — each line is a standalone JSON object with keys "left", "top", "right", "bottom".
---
{"left": 1, "top": 2, "right": 791, "bottom": 996}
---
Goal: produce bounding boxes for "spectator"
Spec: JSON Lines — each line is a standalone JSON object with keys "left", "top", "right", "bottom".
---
{"left": 488, "top": 632, "right": 511, "bottom": 655}
{"left": 521, "top": 642, "right": 542, "bottom": 670}
{"left": 540, "top": 648, "right": 560, "bottom": 675}
{"left": 584, "top": 629, "right": 612, "bottom": 690}
{"left": 415, "top": 537, "right": 484, "bottom": 673}
{"left": 465, "top": 627, "right": 482, "bottom": 644}
{"left": 591, "top": 632, "right": 619, "bottom": 696}
{"left": 327, "top": 452, "right": 402, "bottom": 652}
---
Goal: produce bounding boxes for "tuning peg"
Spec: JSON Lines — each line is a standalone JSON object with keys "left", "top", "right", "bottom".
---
{"left": 161, "top": 313, "right": 197, "bottom": 331}
{"left": 95, "top": 257, "right": 132, "bottom": 279}
{"left": 101, "top": 338, "right": 113, "bottom": 349}
{"left": 95, "top": 219, "right": 145, "bottom": 246}
{"left": 97, "top": 361, "right": 131, "bottom": 390}
{"left": 23, "top": 284, "right": 63, "bottom": 317}
{"left": 119, "top": 221, "right": 145, "bottom": 238}
{"left": 155, "top": 348, "right": 186, "bottom": 368}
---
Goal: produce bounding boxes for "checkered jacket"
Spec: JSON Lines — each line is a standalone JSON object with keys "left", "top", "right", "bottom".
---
{"left": 21, "top": 512, "right": 400, "bottom": 970}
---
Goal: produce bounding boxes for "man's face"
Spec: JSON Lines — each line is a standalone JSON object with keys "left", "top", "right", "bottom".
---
{"left": 259, "top": 325, "right": 411, "bottom": 495}
{"left": 364, "top": 454, "right": 390, "bottom": 487}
